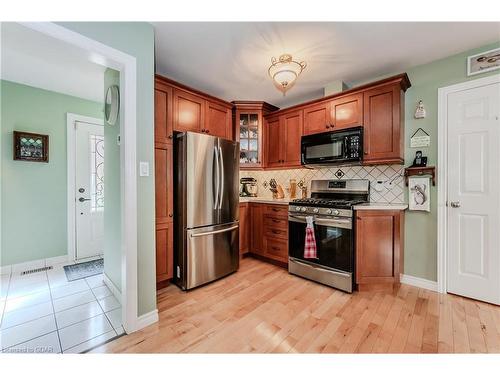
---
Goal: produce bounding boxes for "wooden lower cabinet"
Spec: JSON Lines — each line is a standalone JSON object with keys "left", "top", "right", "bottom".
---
{"left": 154, "top": 143, "right": 174, "bottom": 285}
{"left": 355, "top": 210, "right": 404, "bottom": 290}
{"left": 249, "top": 203, "right": 288, "bottom": 265}
{"left": 239, "top": 203, "right": 249, "bottom": 256}
{"left": 156, "top": 222, "right": 173, "bottom": 282}
{"left": 249, "top": 203, "right": 264, "bottom": 255}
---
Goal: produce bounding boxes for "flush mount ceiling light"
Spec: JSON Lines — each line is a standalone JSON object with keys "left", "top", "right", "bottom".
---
{"left": 268, "top": 54, "right": 307, "bottom": 96}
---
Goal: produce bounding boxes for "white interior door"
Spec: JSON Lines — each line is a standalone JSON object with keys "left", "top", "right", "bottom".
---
{"left": 447, "top": 80, "right": 500, "bottom": 305}
{"left": 75, "top": 121, "right": 104, "bottom": 260}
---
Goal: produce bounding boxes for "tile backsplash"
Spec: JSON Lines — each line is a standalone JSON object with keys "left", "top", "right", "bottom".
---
{"left": 240, "top": 165, "right": 406, "bottom": 204}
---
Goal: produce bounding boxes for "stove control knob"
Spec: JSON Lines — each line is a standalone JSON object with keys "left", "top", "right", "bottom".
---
{"left": 312, "top": 208, "right": 319, "bottom": 213}
{"left": 333, "top": 209, "right": 340, "bottom": 216}
{"left": 300, "top": 207, "right": 307, "bottom": 212}
{"left": 325, "top": 209, "right": 332, "bottom": 215}
{"left": 295, "top": 206, "right": 302, "bottom": 212}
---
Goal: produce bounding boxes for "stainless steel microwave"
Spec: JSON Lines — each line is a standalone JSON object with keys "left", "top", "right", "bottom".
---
{"left": 301, "top": 127, "right": 363, "bottom": 167}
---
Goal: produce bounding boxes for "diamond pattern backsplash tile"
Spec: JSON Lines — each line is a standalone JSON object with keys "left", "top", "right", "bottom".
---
{"left": 240, "top": 165, "right": 406, "bottom": 204}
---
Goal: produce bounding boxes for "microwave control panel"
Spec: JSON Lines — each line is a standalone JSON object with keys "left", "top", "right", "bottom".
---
{"left": 349, "top": 135, "right": 361, "bottom": 158}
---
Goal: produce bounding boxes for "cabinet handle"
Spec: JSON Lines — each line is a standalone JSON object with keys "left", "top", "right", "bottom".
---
{"left": 325, "top": 125, "right": 330, "bottom": 129}
{"left": 271, "top": 246, "right": 280, "bottom": 251}
{"left": 168, "top": 134, "right": 173, "bottom": 139}
{"left": 364, "top": 151, "right": 368, "bottom": 155}
{"left": 168, "top": 213, "right": 173, "bottom": 217}
{"left": 271, "top": 208, "right": 280, "bottom": 212}
{"left": 206, "top": 129, "right": 210, "bottom": 134}
{"left": 271, "top": 230, "right": 282, "bottom": 234}
{"left": 272, "top": 219, "right": 281, "bottom": 223}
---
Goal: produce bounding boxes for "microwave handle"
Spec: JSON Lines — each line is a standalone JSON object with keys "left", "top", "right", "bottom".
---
{"left": 344, "top": 137, "right": 350, "bottom": 157}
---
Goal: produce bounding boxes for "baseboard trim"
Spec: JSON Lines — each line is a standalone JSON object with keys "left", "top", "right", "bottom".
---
{"left": 136, "top": 309, "right": 159, "bottom": 331}
{"left": 103, "top": 273, "right": 122, "bottom": 304}
{"left": 400, "top": 274, "right": 438, "bottom": 292}
{"left": 0, "top": 264, "right": 12, "bottom": 275}
{"left": 6, "top": 254, "right": 70, "bottom": 275}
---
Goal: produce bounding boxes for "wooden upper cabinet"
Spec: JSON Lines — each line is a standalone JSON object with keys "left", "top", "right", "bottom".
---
{"left": 173, "top": 88, "right": 205, "bottom": 133}
{"left": 265, "top": 110, "right": 303, "bottom": 168}
{"left": 154, "top": 144, "right": 173, "bottom": 224}
{"left": 363, "top": 84, "right": 404, "bottom": 164}
{"left": 281, "top": 110, "right": 303, "bottom": 167}
{"left": 154, "top": 87, "right": 173, "bottom": 144}
{"left": 265, "top": 115, "right": 282, "bottom": 168}
{"left": 355, "top": 210, "right": 403, "bottom": 287}
{"left": 330, "top": 93, "right": 363, "bottom": 130}
{"left": 205, "top": 100, "right": 232, "bottom": 139}
{"left": 234, "top": 101, "right": 279, "bottom": 169}
{"left": 303, "top": 101, "right": 331, "bottom": 135}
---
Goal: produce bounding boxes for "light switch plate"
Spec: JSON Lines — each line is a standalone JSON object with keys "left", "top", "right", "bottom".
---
{"left": 139, "top": 162, "right": 149, "bottom": 177}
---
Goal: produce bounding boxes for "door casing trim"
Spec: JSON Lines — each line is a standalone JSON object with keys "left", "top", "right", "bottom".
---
{"left": 437, "top": 73, "right": 500, "bottom": 294}
{"left": 20, "top": 22, "right": 143, "bottom": 333}
{"left": 67, "top": 113, "right": 104, "bottom": 263}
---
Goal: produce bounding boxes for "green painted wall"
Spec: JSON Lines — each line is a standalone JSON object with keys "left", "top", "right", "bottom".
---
{"left": 352, "top": 41, "right": 500, "bottom": 281}
{"left": 0, "top": 80, "right": 102, "bottom": 266}
{"left": 103, "top": 68, "right": 122, "bottom": 292}
{"left": 58, "top": 22, "right": 156, "bottom": 315}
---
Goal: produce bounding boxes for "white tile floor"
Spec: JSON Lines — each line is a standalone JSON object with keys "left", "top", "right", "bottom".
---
{"left": 0, "top": 258, "right": 123, "bottom": 354}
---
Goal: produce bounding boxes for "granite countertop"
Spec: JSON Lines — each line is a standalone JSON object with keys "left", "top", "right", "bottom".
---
{"left": 353, "top": 203, "right": 408, "bottom": 211}
{"left": 239, "top": 197, "right": 291, "bottom": 205}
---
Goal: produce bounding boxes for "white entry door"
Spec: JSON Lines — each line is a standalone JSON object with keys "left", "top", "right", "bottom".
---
{"left": 447, "top": 79, "right": 500, "bottom": 305}
{"left": 75, "top": 121, "right": 104, "bottom": 260}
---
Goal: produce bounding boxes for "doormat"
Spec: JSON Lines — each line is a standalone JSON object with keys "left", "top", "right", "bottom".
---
{"left": 63, "top": 258, "right": 104, "bottom": 281}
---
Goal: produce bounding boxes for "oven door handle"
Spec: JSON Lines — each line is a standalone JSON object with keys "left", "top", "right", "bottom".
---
{"left": 288, "top": 215, "right": 352, "bottom": 229}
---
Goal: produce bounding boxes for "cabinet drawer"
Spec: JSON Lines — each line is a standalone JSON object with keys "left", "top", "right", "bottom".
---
{"left": 264, "top": 237, "right": 288, "bottom": 262}
{"left": 264, "top": 216, "right": 288, "bottom": 229}
{"left": 264, "top": 204, "right": 288, "bottom": 218}
{"left": 264, "top": 226, "right": 288, "bottom": 240}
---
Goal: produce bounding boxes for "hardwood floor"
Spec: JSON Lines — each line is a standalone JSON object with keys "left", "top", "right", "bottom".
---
{"left": 91, "top": 258, "right": 500, "bottom": 353}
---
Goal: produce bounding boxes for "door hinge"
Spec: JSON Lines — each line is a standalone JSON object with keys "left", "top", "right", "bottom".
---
{"left": 176, "top": 265, "right": 181, "bottom": 278}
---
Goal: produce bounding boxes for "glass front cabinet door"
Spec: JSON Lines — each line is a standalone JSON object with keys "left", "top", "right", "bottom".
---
{"left": 233, "top": 101, "right": 279, "bottom": 170}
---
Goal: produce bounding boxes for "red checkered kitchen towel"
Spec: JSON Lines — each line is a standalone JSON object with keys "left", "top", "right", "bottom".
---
{"left": 304, "top": 216, "right": 317, "bottom": 259}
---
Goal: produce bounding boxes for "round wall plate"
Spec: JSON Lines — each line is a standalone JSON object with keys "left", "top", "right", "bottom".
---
{"left": 105, "top": 85, "right": 120, "bottom": 126}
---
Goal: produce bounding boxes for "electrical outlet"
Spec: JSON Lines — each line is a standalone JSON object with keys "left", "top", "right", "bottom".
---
{"left": 373, "top": 181, "right": 385, "bottom": 192}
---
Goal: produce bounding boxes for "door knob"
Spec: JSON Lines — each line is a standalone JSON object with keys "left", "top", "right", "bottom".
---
{"left": 79, "top": 197, "right": 91, "bottom": 202}
{"left": 450, "top": 201, "right": 461, "bottom": 208}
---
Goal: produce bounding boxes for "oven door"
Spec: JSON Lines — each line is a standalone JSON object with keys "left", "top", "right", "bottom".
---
{"left": 288, "top": 214, "right": 353, "bottom": 273}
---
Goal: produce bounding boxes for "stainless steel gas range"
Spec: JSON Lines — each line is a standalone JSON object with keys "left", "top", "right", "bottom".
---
{"left": 288, "top": 179, "right": 370, "bottom": 293}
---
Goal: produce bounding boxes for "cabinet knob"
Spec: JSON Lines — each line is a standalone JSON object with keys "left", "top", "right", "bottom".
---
{"left": 201, "top": 129, "right": 205, "bottom": 133}
{"left": 168, "top": 135, "right": 173, "bottom": 139}
{"left": 364, "top": 151, "right": 368, "bottom": 155}
{"left": 325, "top": 125, "right": 330, "bottom": 129}
{"left": 168, "top": 213, "right": 173, "bottom": 217}
{"left": 206, "top": 129, "right": 209, "bottom": 134}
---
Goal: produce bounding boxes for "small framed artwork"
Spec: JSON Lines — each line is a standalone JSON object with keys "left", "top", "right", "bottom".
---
{"left": 467, "top": 47, "right": 500, "bottom": 76}
{"left": 13, "top": 131, "right": 49, "bottom": 162}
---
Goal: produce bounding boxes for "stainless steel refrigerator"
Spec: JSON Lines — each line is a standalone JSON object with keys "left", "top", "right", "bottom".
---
{"left": 173, "top": 132, "right": 240, "bottom": 290}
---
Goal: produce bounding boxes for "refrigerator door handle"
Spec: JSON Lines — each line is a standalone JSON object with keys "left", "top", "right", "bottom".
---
{"left": 190, "top": 225, "right": 238, "bottom": 238}
{"left": 214, "top": 145, "right": 220, "bottom": 209}
{"left": 218, "top": 144, "right": 224, "bottom": 209}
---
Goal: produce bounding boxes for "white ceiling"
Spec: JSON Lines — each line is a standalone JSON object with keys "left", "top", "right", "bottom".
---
{"left": 1, "top": 23, "right": 105, "bottom": 102}
{"left": 153, "top": 22, "right": 500, "bottom": 108}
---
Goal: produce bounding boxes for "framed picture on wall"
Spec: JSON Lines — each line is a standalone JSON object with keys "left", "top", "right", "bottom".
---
{"left": 13, "top": 131, "right": 49, "bottom": 162}
{"left": 467, "top": 47, "right": 500, "bottom": 76}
